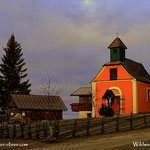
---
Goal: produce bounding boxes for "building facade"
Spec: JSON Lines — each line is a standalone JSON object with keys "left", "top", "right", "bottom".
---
{"left": 71, "top": 37, "right": 150, "bottom": 118}
{"left": 70, "top": 87, "right": 92, "bottom": 118}
{"left": 6, "top": 94, "right": 67, "bottom": 120}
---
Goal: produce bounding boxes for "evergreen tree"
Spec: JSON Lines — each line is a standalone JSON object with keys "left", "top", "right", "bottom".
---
{"left": 0, "top": 34, "right": 31, "bottom": 107}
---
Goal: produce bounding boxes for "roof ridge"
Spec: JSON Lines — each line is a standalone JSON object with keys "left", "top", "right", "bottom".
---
{"left": 11, "top": 94, "right": 60, "bottom": 97}
{"left": 79, "top": 87, "right": 92, "bottom": 88}
{"left": 10, "top": 94, "right": 67, "bottom": 111}
{"left": 71, "top": 87, "right": 92, "bottom": 96}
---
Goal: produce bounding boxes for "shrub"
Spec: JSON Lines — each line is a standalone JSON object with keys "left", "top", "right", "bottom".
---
{"left": 99, "top": 104, "right": 106, "bottom": 116}
{"left": 99, "top": 104, "right": 114, "bottom": 117}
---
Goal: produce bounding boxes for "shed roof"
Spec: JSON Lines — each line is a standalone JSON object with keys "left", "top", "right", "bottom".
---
{"left": 10, "top": 94, "right": 68, "bottom": 111}
{"left": 104, "top": 58, "right": 150, "bottom": 84}
{"left": 108, "top": 37, "right": 127, "bottom": 49}
{"left": 71, "top": 87, "right": 92, "bottom": 96}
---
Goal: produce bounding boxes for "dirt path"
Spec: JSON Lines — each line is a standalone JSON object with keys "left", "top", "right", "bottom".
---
{"left": 33, "top": 128, "right": 150, "bottom": 150}
{"left": 1, "top": 127, "right": 150, "bottom": 150}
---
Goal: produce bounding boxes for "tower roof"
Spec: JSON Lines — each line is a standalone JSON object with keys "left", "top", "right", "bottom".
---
{"left": 108, "top": 37, "right": 127, "bottom": 49}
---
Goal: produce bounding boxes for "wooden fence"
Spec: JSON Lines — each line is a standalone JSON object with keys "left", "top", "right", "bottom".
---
{"left": 0, "top": 113, "right": 150, "bottom": 141}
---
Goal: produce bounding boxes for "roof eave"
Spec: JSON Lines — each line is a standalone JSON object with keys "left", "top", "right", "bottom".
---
{"left": 70, "top": 94, "right": 92, "bottom": 96}
{"left": 108, "top": 46, "right": 127, "bottom": 49}
{"left": 19, "top": 108, "right": 68, "bottom": 111}
{"left": 103, "top": 63, "right": 122, "bottom": 67}
{"left": 136, "top": 79, "right": 150, "bottom": 84}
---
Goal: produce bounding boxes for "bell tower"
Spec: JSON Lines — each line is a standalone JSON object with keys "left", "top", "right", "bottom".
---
{"left": 108, "top": 37, "right": 127, "bottom": 61}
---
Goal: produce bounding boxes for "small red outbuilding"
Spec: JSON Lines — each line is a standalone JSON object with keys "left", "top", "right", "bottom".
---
{"left": 6, "top": 94, "right": 67, "bottom": 120}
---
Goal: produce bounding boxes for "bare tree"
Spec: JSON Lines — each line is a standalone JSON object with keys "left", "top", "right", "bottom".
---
{"left": 87, "top": 87, "right": 101, "bottom": 118}
{"left": 40, "top": 73, "right": 66, "bottom": 97}
{"left": 39, "top": 73, "right": 67, "bottom": 122}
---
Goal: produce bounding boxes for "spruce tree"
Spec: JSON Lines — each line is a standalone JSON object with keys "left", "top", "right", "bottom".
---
{"left": 0, "top": 34, "right": 31, "bottom": 107}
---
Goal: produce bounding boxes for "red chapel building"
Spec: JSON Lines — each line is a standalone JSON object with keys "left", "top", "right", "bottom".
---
{"left": 71, "top": 37, "right": 150, "bottom": 118}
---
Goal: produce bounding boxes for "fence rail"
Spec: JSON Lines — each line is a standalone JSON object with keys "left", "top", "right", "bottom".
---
{"left": 0, "top": 113, "right": 150, "bottom": 141}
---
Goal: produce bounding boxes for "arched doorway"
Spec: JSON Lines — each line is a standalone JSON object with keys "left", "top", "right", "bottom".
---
{"left": 109, "top": 87, "right": 122, "bottom": 114}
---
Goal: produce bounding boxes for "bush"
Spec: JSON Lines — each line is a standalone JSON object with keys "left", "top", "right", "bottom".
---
{"left": 99, "top": 104, "right": 106, "bottom": 116}
{"left": 99, "top": 104, "right": 114, "bottom": 117}
{"left": 105, "top": 106, "right": 114, "bottom": 117}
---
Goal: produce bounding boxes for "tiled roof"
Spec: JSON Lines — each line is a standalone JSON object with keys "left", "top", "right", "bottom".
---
{"left": 108, "top": 37, "right": 127, "bottom": 49}
{"left": 11, "top": 94, "right": 68, "bottom": 111}
{"left": 70, "top": 87, "right": 92, "bottom": 96}
{"left": 104, "top": 58, "right": 150, "bottom": 84}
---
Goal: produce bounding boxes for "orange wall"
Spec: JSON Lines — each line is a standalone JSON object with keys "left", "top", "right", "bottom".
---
{"left": 137, "top": 82, "right": 150, "bottom": 113}
{"left": 95, "top": 65, "right": 133, "bottom": 81}
{"left": 95, "top": 81, "right": 133, "bottom": 117}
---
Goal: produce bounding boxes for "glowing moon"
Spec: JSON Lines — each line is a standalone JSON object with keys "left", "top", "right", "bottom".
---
{"left": 84, "top": 0, "right": 92, "bottom": 6}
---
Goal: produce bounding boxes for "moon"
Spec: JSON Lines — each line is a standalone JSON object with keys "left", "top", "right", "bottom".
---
{"left": 84, "top": 0, "right": 93, "bottom": 6}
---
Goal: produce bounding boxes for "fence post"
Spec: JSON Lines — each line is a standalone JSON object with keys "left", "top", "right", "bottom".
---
{"left": 87, "top": 119, "right": 90, "bottom": 136}
{"left": 101, "top": 118, "right": 104, "bottom": 133}
{"left": 116, "top": 114, "right": 119, "bottom": 132}
{"left": 0, "top": 123, "right": 2, "bottom": 138}
{"left": 72, "top": 120, "right": 77, "bottom": 137}
{"left": 49, "top": 125, "right": 53, "bottom": 138}
{"left": 36, "top": 122, "right": 39, "bottom": 139}
{"left": 43, "top": 122, "right": 46, "bottom": 139}
{"left": 57, "top": 120, "right": 60, "bottom": 138}
{"left": 45, "top": 122, "right": 47, "bottom": 138}
{"left": 144, "top": 113, "right": 147, "bottom": 127}
{"left": 2, "top": 123, "right": 3, "bottom": 137}
{"left": 28, "top": 123, "right": 31, "bottom": 138}
{"left": 47, "top": 125, "right": 54, "bottom": 141}
{"left": 7, "top": 123, "right": 9, "bottom": 138}
{"left": 21, "top": 124, "right": 24, "bottom": 138}
{"left": 13, "top": 124, "right": 16, "bottom": 138}
{"left": 130, "top": 112, "right": 133, "bottom": 130}
{"left": 54, "top": 120, "right": 59, "bottom": 139}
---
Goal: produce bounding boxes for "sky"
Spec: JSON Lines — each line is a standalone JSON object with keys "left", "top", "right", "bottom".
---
{"left": 0, "top": 0, "right": 150, "bottom": 119}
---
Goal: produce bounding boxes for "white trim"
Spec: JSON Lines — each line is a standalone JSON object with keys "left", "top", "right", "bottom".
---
{"left": 79, "top": 111, "right": 92, "bottom": 119}
{"left": 93, "top": 79, "right": 134, "bottom": 83}
{"left": 137, "top": 80, "right": 150, "bottom": 85}
{"left": 92, "top": 67, "right": 106, "bottom": 82}
{"left": 92, "top": 65, "right": 134, "bottom": 83}
{"left": 132, "top": 79, "right": 137, "bottom": 113}
{"left": 92, "top": 82, "right": 96, "bottom": 117}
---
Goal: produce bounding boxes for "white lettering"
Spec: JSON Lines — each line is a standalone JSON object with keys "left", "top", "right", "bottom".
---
{"left": 0, "top": 142, "right": 28, "bottom": 147}
{"left": 133, "top": 142, "right": 138, "bottom": 147}
{"left": 133, "top": 141, "right": 150, "bottom": 147}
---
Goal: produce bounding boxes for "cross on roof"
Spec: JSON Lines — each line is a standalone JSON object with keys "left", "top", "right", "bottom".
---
{"left": 116, "top": 32, "right": 119, "bottom": 38}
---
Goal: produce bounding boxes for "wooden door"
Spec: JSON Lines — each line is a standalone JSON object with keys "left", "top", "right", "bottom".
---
{"left": 111, "top": 96, "right": 120, "bottom": 112}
